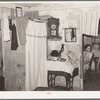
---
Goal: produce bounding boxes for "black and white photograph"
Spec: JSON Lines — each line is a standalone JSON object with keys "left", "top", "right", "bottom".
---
{"left": 1, "top": 2, "right": 100, "bottom": 96}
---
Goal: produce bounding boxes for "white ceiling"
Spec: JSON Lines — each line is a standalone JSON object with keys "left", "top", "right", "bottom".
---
{"left": 13, "top": 3, "right": 100, "bottom": 9}
{"left": 13, "top": 3, "right": 42, "bottom": 8}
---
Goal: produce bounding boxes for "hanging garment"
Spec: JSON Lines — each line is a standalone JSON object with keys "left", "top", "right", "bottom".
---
{"left": 10, "top": 8, "right": 15, "bottom": 19}
{"left": 2, "top": 12, "right": 10, "bottom": 42}
{"left": 81, "top": 10, "right": 99, "bottom": 36}
{"left": 16, "top": 16, "right": 28, "bottom": 45}
{"left": 24, "top": 11, "right": 39, "bottom": 20}
{"left": 11, "top": 24, "right": 18, "bottom": 50}
{"left": 38, "top": 15, "right": 52, "bottom": 22}
{"left": 47, "top": 18, "right": 59, "bottom": 38}
{"left": 25, "top": 19, "right": 47, "bottom": 91}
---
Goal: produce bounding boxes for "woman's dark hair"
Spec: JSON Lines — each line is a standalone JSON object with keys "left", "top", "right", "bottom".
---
{"left": 84, "top": 44, "right": 92, "bottom": 51}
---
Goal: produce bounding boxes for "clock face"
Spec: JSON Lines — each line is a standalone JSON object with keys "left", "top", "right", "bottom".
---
{"left": 51, "top": 24, "right": 56, "bottom": 29}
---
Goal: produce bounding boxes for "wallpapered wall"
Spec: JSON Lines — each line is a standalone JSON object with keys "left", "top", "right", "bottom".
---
{"left": 41, "top": 9, "right": 82, "bottom": 90}
{"left": 2, "top": 6, "right": 82, "bottom": 90}
{"left": 4, "top": 41, "right": 25, "bottom": 91}
{"left": 1, "top": 8, "right": 26, "bottom": 91}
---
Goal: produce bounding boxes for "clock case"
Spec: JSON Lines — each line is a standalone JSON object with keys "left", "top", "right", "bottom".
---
{"left": 47, "top": 17, "right": 60, "bottom": 39}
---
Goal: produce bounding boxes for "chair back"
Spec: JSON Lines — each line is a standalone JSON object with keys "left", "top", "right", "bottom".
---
{"left": 72, "top": 68, "right": 78, "bottom": 78}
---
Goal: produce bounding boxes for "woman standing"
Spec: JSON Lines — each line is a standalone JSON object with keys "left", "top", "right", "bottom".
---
{"left": 83, "top": 44, "right": 94, "bottom": 81}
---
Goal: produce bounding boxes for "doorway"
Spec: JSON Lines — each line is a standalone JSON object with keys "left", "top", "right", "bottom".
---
{"left": 0, "top": 22, "right": 4, "bottom": 91}
{"left": 83, "top": 34, "right": 100, "bottom": 91}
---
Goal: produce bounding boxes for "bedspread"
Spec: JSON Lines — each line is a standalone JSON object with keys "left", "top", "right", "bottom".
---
{"left": 36, "top": 60, "right": 74, "bottom": 88}
{"left": 45, "top": 61, "right": 74, "bottom": 75}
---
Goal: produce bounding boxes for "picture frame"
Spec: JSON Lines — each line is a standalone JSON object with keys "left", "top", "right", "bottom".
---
{"left": 64, "top": 28, "right": 76, "bottom": 42}
{"left": 16, "top": 6, "right": 23, "bottom": 17}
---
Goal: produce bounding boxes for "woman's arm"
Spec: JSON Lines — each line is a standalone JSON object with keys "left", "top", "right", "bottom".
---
{"left": 84, "top": 58, "right": 91, "bottom": 64}
{"left": 84, "top": 52, "right": 93, "bottom": 64}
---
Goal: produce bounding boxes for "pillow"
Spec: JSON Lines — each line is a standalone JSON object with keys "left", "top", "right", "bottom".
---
{"left": 67, "top": 50, "right": 78, "bottom": 64}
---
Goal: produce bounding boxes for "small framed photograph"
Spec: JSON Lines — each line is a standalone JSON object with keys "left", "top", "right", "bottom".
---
{"left": 64, "top": 28, "right": 76, "bottom": 42}
{"left": 16, "top": 6, "right": 23, "bottom": 17}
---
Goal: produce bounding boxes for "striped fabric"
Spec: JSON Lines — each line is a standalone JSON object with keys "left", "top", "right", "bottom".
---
{"left": 81, "top": 10, "right": 99, "bottom": 36}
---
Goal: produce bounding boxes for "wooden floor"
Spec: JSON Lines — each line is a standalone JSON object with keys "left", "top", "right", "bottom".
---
{"left": 35, "top": 72, "right": 100, "bottom": 91}
{"left": 34, "top": 86, "right": 70, "bottom": 91}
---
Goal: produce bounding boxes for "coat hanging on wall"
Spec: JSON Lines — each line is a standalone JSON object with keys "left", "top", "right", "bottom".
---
{"left": 11, "top": 24, "right": 18, "bottom": 50}
{"left": 47, "top": 17, "right": 60, "bottom": 39}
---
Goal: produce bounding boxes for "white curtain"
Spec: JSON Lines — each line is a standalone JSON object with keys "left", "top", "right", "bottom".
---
{"left": 25, "top": 20, "right": 47, "bottom": 91}
{"left": 81, "top": 10, "right": 99, "bottom": 36}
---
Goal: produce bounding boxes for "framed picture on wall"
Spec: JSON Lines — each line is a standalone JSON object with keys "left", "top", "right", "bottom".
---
{"left": 16, "top": 6, "right": 23, "bottom": 17}
{"left": 64, "top": 28, "right": 76, "bottom": 42}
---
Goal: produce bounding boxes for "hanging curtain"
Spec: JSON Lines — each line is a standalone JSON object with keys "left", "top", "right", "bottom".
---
{"left": 81, "top": 10, "right": 99, "bottom": 36}
{"left": 25, "top": 19, "right": 47, "bottom": 91}
{"left": 2, "top": 11, "right": 10, "bottom": 42}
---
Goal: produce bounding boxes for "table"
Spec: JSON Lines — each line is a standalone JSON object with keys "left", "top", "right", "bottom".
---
{"left": 44, "top": 61, "right": 76, "bottom": 90}
{"left": 37, "top": 60, "right": 78, "bottom": 90}
{"left": 45, "top": 60, "right": 74, "bottom": 75}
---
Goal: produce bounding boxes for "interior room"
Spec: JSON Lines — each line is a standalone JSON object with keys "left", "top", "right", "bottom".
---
{"left": 0, "top": 2, "right": 100, "bottom": 91}
{"left": 83, "top": 34, "right": 100, "bottom": 91}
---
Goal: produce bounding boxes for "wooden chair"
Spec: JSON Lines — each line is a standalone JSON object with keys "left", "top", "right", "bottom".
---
{"left": 93, "top": 57, "right": 99, "bottom": 73}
